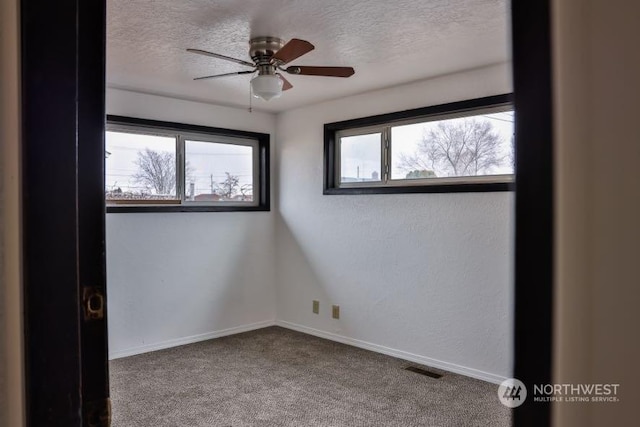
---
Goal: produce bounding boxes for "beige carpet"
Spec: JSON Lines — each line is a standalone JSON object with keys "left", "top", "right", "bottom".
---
{"left": 109, "top": 327, "right": 511, "bottom": 426}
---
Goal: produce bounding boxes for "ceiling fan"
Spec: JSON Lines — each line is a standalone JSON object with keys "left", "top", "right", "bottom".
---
{"left": 187, "top": 37, "right": 355, "bottom": 101}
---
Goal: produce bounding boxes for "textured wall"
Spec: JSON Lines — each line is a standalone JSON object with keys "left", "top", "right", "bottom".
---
{"left": 106, "top": 89, "right": 278, "bottom": 357}
{"left": 275, "top": 64, "right": 514, "bottom": 382}
{"left": 106, "top": 63, "right": 516, "bottom": 381}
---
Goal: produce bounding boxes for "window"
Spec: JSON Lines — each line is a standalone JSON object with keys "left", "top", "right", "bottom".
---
{"left": 106, "top": 116, "right": 270, "bottom": 212}
{"left": 324, "top": 94, "right": 514, "bottom": 194}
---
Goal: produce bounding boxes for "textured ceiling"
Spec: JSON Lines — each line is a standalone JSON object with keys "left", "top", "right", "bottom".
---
{"left": 107, "top": 0, "right": 510, "bottom": 113}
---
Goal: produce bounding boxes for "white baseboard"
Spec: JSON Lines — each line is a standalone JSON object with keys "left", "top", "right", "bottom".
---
{"left": 109, "top": 320, "right": 276, "bottom": 360}
{"left": 109, "top": 318, "right": 508, "bottom": 384}
{"left": 275, "top": 320, "right": 508, "bottom": 385}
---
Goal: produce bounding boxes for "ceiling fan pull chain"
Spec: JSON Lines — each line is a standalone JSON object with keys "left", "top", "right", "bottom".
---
{"left": 248, "top": 81, "right": 253, "bottom": 113}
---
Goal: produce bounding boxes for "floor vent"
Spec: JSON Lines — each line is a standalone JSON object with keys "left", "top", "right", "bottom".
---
{"left": 404, "top": 366, "right": 443, "bottom": 379}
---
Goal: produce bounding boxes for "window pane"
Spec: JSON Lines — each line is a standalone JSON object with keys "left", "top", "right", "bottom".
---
{"left": 185, "top": 141, "right": 254, "bottom": 202}
{"left": 339, "top": 133, "right": 382, "bottom": 183}
{"left": 105, "top": 131, "right": 177, "bottom": 201}
{"left": 391, "top": 111, "right": 515, "bottom": 180}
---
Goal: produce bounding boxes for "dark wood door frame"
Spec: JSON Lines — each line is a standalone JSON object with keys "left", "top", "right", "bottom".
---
{"left": 512, "top": 1, "right": 554, "bottom": 425}
{"left": 21, "top": 0, "right": 108, "bottom": 425}
{"left": 20, "top": 0, "right": 553, "bottom": 425}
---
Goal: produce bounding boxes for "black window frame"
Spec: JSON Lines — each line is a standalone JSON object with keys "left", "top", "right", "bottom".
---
{"left": 106, "top": 115, "right": 270, "bottom": 213}
{"left": 324, "top": 93, "right": 515, "bottom": 195}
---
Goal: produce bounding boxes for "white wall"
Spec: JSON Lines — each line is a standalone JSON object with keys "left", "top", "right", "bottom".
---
{"left": 275, "top": 63, "right": 514, "bottom": 382}
{"left": 0, "top": 0, "right": 25, "bottom": 424}
{"left": 106, "top": 89, "right": 278, "bottom": 358}
{"left": 553, "top": 0, "right": 640, "bottom": 425}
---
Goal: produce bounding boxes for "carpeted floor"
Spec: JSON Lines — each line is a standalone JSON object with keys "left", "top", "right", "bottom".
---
{"left": 109, "top": 327, "right": 511, "bottom": 426}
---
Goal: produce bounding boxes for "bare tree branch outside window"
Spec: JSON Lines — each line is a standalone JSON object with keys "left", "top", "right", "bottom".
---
{"left": 133, "top": 148, "right": 176, "bottom": 195}
{"left": 214, "top": 172, "right": 240, "bottom": 199}
{"left": 239, "top": 184, "right": 253, "bottom": 201}
{"left": 398, "top": 119, "right": 506, "bottom": 178}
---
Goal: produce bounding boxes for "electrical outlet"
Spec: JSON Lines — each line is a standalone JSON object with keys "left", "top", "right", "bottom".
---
{"left": 332, "top": 305, "right": 340, "bottom": 319}
{"left": 312, "top": 300, "right": 319, "bottom": 314}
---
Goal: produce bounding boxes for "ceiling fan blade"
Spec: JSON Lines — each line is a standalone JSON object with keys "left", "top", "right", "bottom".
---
{"left": 285, "top": 66, "right": 355, "bottom": 77}
{"left": 194, "top": 70, "right": 256, "bottom": 81}
{"left": 187, "top": 48, "right": 255, "bottom": 68}
{"left": 277, "top": 74, "right": 293, "bottom": 91}
{"left": 272, "top": 39, "right": 315, "bottom": 64}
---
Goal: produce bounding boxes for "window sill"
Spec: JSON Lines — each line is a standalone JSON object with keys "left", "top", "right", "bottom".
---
{"left": 106, "top": 204, "right": 270, "bottom": 213}
{"left": 323, "top": 181, "right": 514, "bottom": 195}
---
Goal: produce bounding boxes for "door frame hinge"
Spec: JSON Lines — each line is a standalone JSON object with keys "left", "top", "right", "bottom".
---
{"left": 84, "top": 398, "right": 111, "bottom": 427}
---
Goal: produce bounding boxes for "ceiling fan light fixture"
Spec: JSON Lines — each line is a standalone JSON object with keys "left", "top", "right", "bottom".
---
{"left": 250, "top": 74, "right": 283, "bottom": 101}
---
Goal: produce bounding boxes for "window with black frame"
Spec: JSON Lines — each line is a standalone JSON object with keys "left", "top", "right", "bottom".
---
{"left": 105, "top": 116, "right": 270, "bottom": 212}
{"left": 324, "top": 94, "right": 514, "bottom": 194}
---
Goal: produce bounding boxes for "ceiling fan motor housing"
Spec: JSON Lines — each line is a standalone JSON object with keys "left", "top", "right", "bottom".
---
{"left": 249, "top": 37, "right": 285, "bottom": 66}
